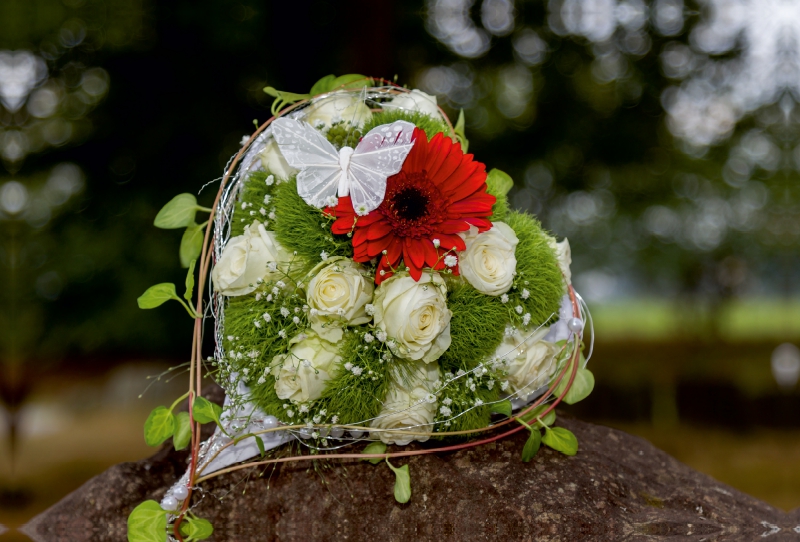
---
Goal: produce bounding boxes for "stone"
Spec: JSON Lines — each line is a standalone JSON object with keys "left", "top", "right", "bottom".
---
{"left": 21, "top": 387, "right": 800, "bottom": 541}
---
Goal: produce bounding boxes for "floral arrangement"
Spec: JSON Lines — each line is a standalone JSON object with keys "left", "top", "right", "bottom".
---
{"left": 128, "top": 75, "right": 594, "bottom": 542}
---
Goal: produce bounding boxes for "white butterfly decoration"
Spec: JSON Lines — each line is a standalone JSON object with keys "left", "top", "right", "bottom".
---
{"left": 271, "top": 118, "right": 416, "bottom": 215}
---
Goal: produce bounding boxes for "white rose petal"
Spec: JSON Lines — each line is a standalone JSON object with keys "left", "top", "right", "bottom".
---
{"left": 386, "top": 89, "right": 443, "bottom": 120}
{"left": 494, "top": 326, "right": 557, "bottom": 400}
{"left": 259, "top": 138, "right": 297, "bottom": 181}
{"left": 371, "top": 360, "right": 440, "bottom": 445}
{"left": 304, "top": 92, "right": 372, "bottom": 129}
{"left": 271, "top": 331, "right": 341, "bottom": 403}
{"left": 458, "top": 222, "right": 519, "bottom": 296}
{"left": 548, "top": 237, "right": 572, "bottom": 284}
{"left": 211, "top": 221, "right": 290, "bottom": 296}
{"left": 373, "top": 271, "right": 452, "bottom": 363}
{"left": 306, "top": 257, "right": 374, "bottom": 342}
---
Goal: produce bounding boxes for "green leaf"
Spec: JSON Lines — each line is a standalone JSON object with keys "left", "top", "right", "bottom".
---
{"left": 385, "top": 460, "right": 411, "bottom": 504}
{"left": 263, "top": 86, "right": 311, "bottom": 115}
{"left": 521, "top": 429, "right": 542, "bottom": 462}
{"left": 180, "top": 224, "right": 203, "bottom": 268}
{"left": 486, "top": 169, "right": 514, "bottom": 197}
{"left": 519, "top": 404, "right": 556, "bottom": 428}
{"left": 454, "top": 109, "right": 469, "bottom": 153}
{"left": 309, "top": 74, "right": 336, "bottom": 95}
{"left": 172, "top": 411, "right": 191, "bottom": 451}
{"left": 255, "top": 435, "right": 266, "bottom": 458}
{"left": 330, "top": 74, "right": 371, "bottom": 90}
{"left": 192, "top": 396, "right": 222, "bottom": 425}
{"left": 542, "top": 427, "right": 579, "bottom": 456}
{"left": 361, "top": 441, "right": 387, "bottom": 464}
{"left": 184, "top": 518, "right": 214, "bottom": 540}
{"left": 144, "top": 406, "right": 175, "bottom": 447}
{"left": 184, "top": 259, "right": 196, "bottom": 301}
{"left": 490, "top": 400, "right": 512, "bottom": 417}
{"left": 154, "top": 193, "right": 198, "bottom": 229}
{"left": 137, "top": 283, "right": 178, "bottom": 310}
{"left": 127, "top": 500, "right": 167, "bottom": 542}
{"left": 562, "top": 368, "right": 595, "bottom": 405}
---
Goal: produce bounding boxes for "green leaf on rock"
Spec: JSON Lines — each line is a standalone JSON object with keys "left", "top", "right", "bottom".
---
{"left": 154, "top": 193, "right": 198, "bottom": 229}
{"left": 490, "top": 400, "right": 512, "bottom": 417}
{"left": 180, "top": 224, "right": 203, "bottom": 268}
{"left": 144, "top": 406, "right": 175, "bottom": 447}
{"left": 519, "top": 404, "right": 556, "bottom": 428}
{"left": 183, "top": 517, "right": 214, "bottom": 541}
{"left": 137, "top": 283, "right": 178, "bottom": 310}
{"left": 521, "top": 429, "right": 542, "bottom": 462}
{"left": 127, "top": 500, "right": 167, "bottom": 542}
{"left": 385, "top": 459, "right": 411, "bottom": 504}
{"left": 192, "top": 396, "right": 222, "bottom": 425}
{"left": 172, "top": 411, "right": 191, "bottom": 451}
{"left": 361, "top": 441, "right": 387, "bottom": 464}
{"left": 542, "top": 427, "right": 578, "bottom": 456}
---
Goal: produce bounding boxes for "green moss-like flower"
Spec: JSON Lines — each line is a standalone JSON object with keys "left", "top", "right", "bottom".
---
{"left": 362, "top": 109, "right": 451, "bottom": 141}
{"left": 325, "top": 121, "right": 362, "bottom": 149}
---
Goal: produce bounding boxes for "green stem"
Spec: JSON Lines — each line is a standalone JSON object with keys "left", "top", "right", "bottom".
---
{"left": 196, "top": 206, "right": 213, "bottom": 213}
{"left": 169, "top": 391, "right": 191, "bottom": 413}
{"left": 173, "top": 296, "right": 200, "bottom": 319}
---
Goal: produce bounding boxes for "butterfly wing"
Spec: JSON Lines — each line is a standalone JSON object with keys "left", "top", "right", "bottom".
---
{"left": 272, "top": 117, "right": 341, "bottom": 208}
{"left": 348, "top": 120, "right": 417, "bottom": 214}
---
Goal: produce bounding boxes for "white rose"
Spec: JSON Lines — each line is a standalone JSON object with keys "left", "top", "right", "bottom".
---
{"left": 371, "top": 360, "right": 440, "bottom": 445}
{"left": 271, "top": 331, "right": 341, "bottom": 403}
{"left": 494, "top": 326, "right": 557, "bottom": 399}
{"left": 259, "top": 137, "right": 297, "bottom": 181}
{"left": 548, "top": 236, "right": 572, "bottom": 284}
{"left": 373, "top": 272, "right": 451, "bottom": 363}
{"left": 459, "top": 221, "right": 519, "bottom": 296}
{"left": 306, "top": 257, "right": 374, "bottom": 342}
{"left": 304, "top": 92, "right": 372, "bottom": 129}
{"left": 387, "top": 89, "right": 443, "bottom": 119}
{"left": 211, "top": 221, "right": 290, "bottom": 296}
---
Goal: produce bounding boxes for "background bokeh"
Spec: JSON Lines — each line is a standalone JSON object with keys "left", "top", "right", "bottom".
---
{"left": 1, "top": 0, "right": 799, "bottom": 537}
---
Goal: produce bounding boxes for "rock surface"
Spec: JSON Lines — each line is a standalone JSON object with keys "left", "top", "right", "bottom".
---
{"left": 22, "top": 389, "right": 800, "bottom": 541}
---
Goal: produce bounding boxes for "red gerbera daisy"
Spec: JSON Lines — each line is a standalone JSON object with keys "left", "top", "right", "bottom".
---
{"left": 328, "top": 128, "right": 496, "bottom": 284}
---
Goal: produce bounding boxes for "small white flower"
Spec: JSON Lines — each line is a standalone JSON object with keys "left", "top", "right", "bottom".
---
{"left": 351, "top": 366, "right": 363, "bottom": 376}
{"left": 269, "top": 211, "right": 276, "bottom": 220}
{"left": 456, "top": 369, "right": 466, "bottom": 377}
{"left": 257, "top": 376, "right": 266, "bottom": 384}
{"left": 286, "top": 410, "right": 294, "bottom": 418}
{"left": 515, "top": 305, "right": 523, "bottom": 314}
{"left": 344, "top": 362, "right": 353, "bottom": 371}
{"left": 375, "top": 331, "right": 387, "bottom": 342}
{"left": 381, "top": 351, "right": 392, "bottom": 361}
{"left": 336, "top": 307, "right": 346, "bottom": 316}
{"left": 320, "top": 250, "right": 329, "bottom": 261}
{"left": 313, "top": 415, "right": 321, "bottom": 424}
{"left": 241, "top": 202, "right": 248, "bottom": 210}
{"left": 500, "top": 381, "right": 509, "bottom": 391}
{"left": 227, "top": 335, "right": 234, "bottom": 341}
{"left": 268, "top": 262, "right": 278, "bottom": 272}
{"left": 293, "top": 316, "right": 300, "bottom": 324}
{"left": 487, "top": 380, "right": 495, "bottom": 390}
{"left": 309, "top": 308, "right": 319, "bottom": 317}
{"left": 263, "top": 313, "right": 271, "bottom": 323}
{"left": 432, "top": 239, "right": 440, "bottom": 248}
{"left": 276, "top": 280, "right": 286, "bottom": 289}
{"left": 299, "top": 404, "right": 309, "bottom": 413}
{"left": 444, "top": 254, "right": 458, "bottom": 267}
{"left": 363, "top": 333, "right": 374, "bottom": 343}
{"left": 263, "top": 194, "right": 272, "bottom": 205}
{"left": 325, "top": 195, "right": 339, "bottom": 207}
{"left": 439, "top": 406, "right": 452, "bottom": 417}
{"left": 280, "top": 307, "right": 290, "bottom": 318}
{"left": 294, "top": 306, "right": 301, "bottom": 313}
{"left": 474, "top": 398, "right": 484, "bottom": 407}
{"left": 266, "top": 294, "right": 273, "bottom": 302}
{"left": 356, "top": 204, "right": 368, "bottom": 216}
{"left": 469, "top": 383, "right": 476, "bottom": 392}
{"left": 364, "top": 303, "right": 375, "bottom": 316}
{"left": 521, "top": 288, "right": 530, "bottom": 300}
{"left": 266, "top": 174, "right": 275, "bottom": 186}
{"left": 443, "top": 397, "right": 452, "bottom": 406}
{"left": 523, "top": 313, "right": 531, "bottom": 326}
{"left": 278, "top": 329, "right": 287, "bottom": 339}
{"left": 253, "top": 320, "right": 262, "bottom": 328}
{"left": 500, "top": 294, "right": 509, "bottom": 304}
{"left": 331, "top": 415, "right": 339, "bottom": 423}
{"left": 255, "top": 293, "right": 262, "bottom": 301}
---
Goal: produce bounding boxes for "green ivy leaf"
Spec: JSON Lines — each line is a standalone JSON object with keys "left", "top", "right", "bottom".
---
{"left": 563, "top": 368, "right": 595, "bottom": 405}
{"left": 179, "top": 224, "right": 203, "bottom": 268}
{"left": 184, "top": 259, "right": 196, "bottom": 302}
{"left": 542, "top": 427, "right": 579, "bottom": 456}
{"left": 137, "top": 283, "right": 178, "bottom": 310}
{"left": 172, "top": 411, "right": 191, "bottom": 451}
{"left": 255, "top": 435, "right": 266, "bottom": 458}
{"left": 182, "top": 517, "right": 214, "bottom": 541}
{"left": 454, "top": 109, "right": 469, "bottom": 152}
{"left": 385, "top": 460, "right": 411, "bottom": 504}
{"left": 490, "top": 400, "right": 512, "bottom": 417}
{"left": 192, "top": 396, "right": 222, "bottom": 425}
{"left": 361, "top": 441, "right": 387, "bottom": 464}
{"left": 519, "top": 404, "right": 556, "bottom": 428}
{"left": 154, "top": 194, "right": 198, "bottom": 229}
{"left": 127, "top": 500, "right": 167, "bottom": 542}
{"left": 309, "top": 74, "right": 336, "bottom": 95}
{"left": 486, "top": 169, "right": 514, "bottom": 197}
{"left": 521, "top": 429, "right": 542, "bottom": 462}
{"left": 144, "top": 406, "right": 175, "bottom": 447}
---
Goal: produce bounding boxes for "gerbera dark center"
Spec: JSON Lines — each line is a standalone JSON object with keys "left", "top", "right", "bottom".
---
{"left": 392, "top": 187, "right": 429, "bottom": 220}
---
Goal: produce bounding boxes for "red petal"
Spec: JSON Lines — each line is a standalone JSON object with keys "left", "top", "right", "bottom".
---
{"left": 421, "top": 238, "right": 439, "bottom": 268}
{"left": 437, "top": 234, "right": 466, "bottom": 252}
{"left": 331, "top": 217, "right": 355, "bottom": 234}
{"left": 439, "top": 220, "right": 471, "bottom": 234}
{"left": 406, "top": 255, "right": 423, "bottom": 281}
{"left": 353, "top": 227, "right": 369, "bottom": 248}
{"left": 367, "top": 220, "right": 393, "bottom": 240}
{"left": 425, "top": 134, "right": 455, "bottom": 177}
{"left": 355, "top": 212, "right": 384, "bottom": 227}
{"left": 386, "top": 237, "right": 403, "bottom": 265}
{"left": 404, "top": 237, "right": 425, "bottom": 270}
